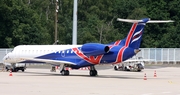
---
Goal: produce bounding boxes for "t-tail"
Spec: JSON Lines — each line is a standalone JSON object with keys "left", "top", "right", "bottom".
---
{"left": 117, "top": 18, "right": 174, "bottom": 49}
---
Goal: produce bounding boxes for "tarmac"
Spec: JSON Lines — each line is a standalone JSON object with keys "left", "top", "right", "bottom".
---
{"left": 0, "top": 65, "right": 180, "bottom": 95}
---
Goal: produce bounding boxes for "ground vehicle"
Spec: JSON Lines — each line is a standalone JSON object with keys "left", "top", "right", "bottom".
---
{"left": 113, "top": 57, "right": 145, "bottom": 72}
{"left": 4, "top": 63, "right": 26, "bottom": 72}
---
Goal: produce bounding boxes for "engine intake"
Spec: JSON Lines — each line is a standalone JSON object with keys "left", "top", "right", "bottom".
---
{"left": 81, "top": 43, "right": 110, "bottom": 56}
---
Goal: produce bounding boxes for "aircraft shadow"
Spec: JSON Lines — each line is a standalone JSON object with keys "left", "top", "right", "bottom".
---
{"left": 16, "top": 71, "right": 151, "bottom": 79}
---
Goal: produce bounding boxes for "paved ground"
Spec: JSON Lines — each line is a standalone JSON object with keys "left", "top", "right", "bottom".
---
{"left": 0, "top": 65, "right": 180, "bottom": 95}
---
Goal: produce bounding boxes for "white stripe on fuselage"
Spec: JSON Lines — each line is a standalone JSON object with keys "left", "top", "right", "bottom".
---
{"left": 4, "top": 45, "right": 82, "bottom": 63}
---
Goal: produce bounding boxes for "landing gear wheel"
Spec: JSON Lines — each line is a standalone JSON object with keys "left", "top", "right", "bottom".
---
{"left": 89, "top": 70, "right": 97, "bottom": 76}
{"left": 65, "top": 70, "right": 69, "bottom": 75}
{"left": 114, "top": 66, "right": 118, "bottom": 71}
{"left": 89, "top": 66, "right": 98, "bottom": 76}
{"left": 61, "top": 70, "right": 69, "bottom": 76}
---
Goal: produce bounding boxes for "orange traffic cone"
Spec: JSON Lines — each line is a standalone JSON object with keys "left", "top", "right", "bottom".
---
{"left": 154, "top": 70, "right": 157, "bottom": 77}
{"left": 144, "top": 73, "right": 147, "bottom": 80}
{"left": 9, "top": 70, "right": 13, "bottom": 76}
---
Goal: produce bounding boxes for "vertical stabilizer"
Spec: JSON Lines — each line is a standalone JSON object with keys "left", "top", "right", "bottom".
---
{"left": 122, "top": 18, "right": 150, "bottom": 49}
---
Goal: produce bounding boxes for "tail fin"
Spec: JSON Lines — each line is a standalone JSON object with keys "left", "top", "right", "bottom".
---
{"left": 125, "top": 19, "right": 148, "bottom": 49}
{"left": 117, "top": 18, "right": 174, "bottom": 49}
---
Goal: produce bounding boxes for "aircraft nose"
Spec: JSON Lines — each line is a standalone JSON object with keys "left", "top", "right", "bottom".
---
{"left": 3, "top": 53, "right": 9, "bottom": 62}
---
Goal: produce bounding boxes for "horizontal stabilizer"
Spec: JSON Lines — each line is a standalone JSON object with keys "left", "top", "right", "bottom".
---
{"left": 147, "top": 20, "right": 174, "bottom": 23}
{"left": 117, "top": 18, "right": 143, "bottom": 23}
{"left": 117, "top": 18, "right": 174, "bottom": 23}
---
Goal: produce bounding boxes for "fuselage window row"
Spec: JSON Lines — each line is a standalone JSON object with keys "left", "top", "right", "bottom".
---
{"left": 18, "top": 49, "right": 76, "bottom": 54}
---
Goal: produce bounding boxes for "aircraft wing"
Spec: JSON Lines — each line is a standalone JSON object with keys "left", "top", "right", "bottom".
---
{"left": 20, "top": 57, "right": 76, "bottom": 65}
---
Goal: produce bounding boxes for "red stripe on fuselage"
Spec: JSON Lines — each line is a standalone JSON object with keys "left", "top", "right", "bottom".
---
{"left": 125, "top": 23, "right": 137, "bottom": 47}
{"left": 109, "top": 40, "right": 121, "bottom": 49}
{"left": 114, "top": 40, "right": 121, "bottom": 45}
{"left": 115, "top": 46, "right": 126, "bottom": 64}
{"left": 72, "top": 48, "right": 103, "bottom": 65}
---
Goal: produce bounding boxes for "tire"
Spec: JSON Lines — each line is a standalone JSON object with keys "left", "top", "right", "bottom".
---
{"left": 93, "top": 70, "right": 97, "bottom": 76}
{"left": 61, "top": 70, "right": 65, "bottom": 75}
{"left": 65, "top": 70, "right": 69, "bottom": 75}
{"left": 124, "top": 67, "right": 127, "bottom": 71}
{"left": 124, "top": 67, "right": 130, "bottom": 71}
{"left": 89, "top": 70, "right": 97, "bottom": 76}
{"left": 114, "top": 66, "right": 118, "bottom": 71}
{"left": 6, "top": 67, "right": 9, "bottom": 71}
{"left": 61, "top": 70, "right": 69, "bottom": 76}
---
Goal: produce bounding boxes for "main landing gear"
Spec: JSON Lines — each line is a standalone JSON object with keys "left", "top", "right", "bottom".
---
{"left": 89, "top": 66, "right": 98, "bottom": 76}
{"left": 60, "top": 70, "right": 69, "bottom": 76}
{"left": 59, "top": 64, "right": 69, "bottom": 76}
{"left": 59, "top": 64, "right": 98, "bottom": 76}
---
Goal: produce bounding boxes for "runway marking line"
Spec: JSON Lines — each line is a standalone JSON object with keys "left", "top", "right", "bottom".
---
{"left": 167, "top": 80, "right": 180, "bottom": 85}
{"left": 141, "top": 93, "right": 153, "bottom": 95}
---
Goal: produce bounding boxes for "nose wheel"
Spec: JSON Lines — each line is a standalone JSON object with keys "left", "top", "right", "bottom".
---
{"left": 89, "top": 66, "right": 98, "bottom": 76}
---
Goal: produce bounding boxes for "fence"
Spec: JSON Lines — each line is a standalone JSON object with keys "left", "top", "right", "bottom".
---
{"left": 0, "top": 48, "right": 13, "bottom": 63}
{"left": 136, "top": 48, "right": 180, "bottom": 64}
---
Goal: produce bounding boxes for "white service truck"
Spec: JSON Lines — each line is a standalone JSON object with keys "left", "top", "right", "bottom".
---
{"left": 113, "top": 57, "right": 145, "bottom": 72}
{"left": 4, "top": 63, "right": 26, "bottom": 72}
{"left": 114, "top": 61, "right": 144, "bottom": 72}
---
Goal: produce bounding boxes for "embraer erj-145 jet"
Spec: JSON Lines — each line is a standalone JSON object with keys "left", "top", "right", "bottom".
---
{"left": 3, "top": 18, "right": 173, "bottom": 76}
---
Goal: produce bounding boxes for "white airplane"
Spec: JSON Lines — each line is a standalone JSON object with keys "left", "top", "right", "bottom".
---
{"left": 3, "top": 18, "right": 173, "bottom": 76}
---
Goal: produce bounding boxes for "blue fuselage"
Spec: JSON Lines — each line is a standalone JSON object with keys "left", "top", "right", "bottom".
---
{"left": 34, "top": 45, "right": 136, "bottom": 69}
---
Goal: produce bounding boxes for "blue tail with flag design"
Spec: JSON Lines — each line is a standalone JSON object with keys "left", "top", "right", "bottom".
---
{"left": 110, "top": 18, "right": 150, "bottom": 49}
{"left": 109, "top": 18, "right": 173, "bottom": 48}
{"left": 124, "top": 18, "right": 149, "bottom": 49}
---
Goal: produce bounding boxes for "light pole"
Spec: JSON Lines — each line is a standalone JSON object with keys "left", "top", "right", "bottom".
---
{"left": 54, "top": 0, "right": 59, "bottom": 44}
{"left": 72, "top": 0, "right": 78, "bottom": 45}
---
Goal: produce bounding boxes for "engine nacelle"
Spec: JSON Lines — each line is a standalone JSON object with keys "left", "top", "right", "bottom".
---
{"left": 81, "top": 43, "right": 110, "bottom": 56}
